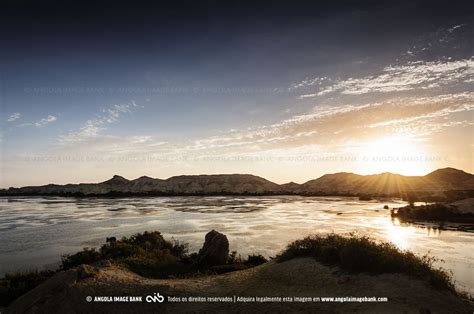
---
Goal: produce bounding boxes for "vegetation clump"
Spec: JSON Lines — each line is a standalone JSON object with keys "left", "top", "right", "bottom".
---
{"left": 227, "top": 251, "right": 268, "bottom": 266}
{"left": 277, "top": 233, "right": 456, "bottom": 291}
{"left": 245, "top": 254, "right": 268, "bottom": 266}
{"left": 61, "top": 231, "right": 191, "bottom": 278}
{"left": 391, "top": 203, "right": 474, "bottom": 223}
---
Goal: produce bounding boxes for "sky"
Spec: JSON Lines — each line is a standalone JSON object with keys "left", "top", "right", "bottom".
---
{"left": 0, "top": 0, "right": 473, "bottom": 187}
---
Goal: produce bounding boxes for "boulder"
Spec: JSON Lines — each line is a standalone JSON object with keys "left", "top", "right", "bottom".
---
{"left": 197, "top": 230, "right": 229, "bottom": 267}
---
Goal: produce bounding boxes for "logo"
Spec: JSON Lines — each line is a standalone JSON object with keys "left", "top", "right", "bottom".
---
{"left": 146, "top": 293, "right": 165, "bottom": 303}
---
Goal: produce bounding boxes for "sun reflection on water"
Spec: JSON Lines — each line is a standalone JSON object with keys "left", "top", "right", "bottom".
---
{"left": 384, "top": 217, "right": 415, "bottom": 250}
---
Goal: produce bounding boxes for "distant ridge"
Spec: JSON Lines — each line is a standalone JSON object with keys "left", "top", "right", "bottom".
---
{"left": 101, "top": 175, "right": 130, "bottom": 185}
{"left": 1, "top": 168, "right": 473, "bottom": 201}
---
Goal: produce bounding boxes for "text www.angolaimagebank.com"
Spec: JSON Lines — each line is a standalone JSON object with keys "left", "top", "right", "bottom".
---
{"left": 320, "top": 296, "right": 388, "bottom": 303}
{"left": 164, "top": 296, "right": 389, "bottom": 304}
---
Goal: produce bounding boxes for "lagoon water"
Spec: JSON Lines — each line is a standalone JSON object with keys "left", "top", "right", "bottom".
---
{"left": 0, "top": 196, "right": 473, "bottom": 294}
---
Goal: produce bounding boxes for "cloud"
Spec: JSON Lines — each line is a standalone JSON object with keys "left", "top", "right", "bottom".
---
{"left": 403, "top": 23, "right": 471, "bottom": 59}
{"left": 367, "top": 95, "right": 474, "bottom": 129}
{"left": 7, "top": 113, "right": 21, "bottom": 122}
{"left": 298, "top": 58, "right": 473, "bottom": 98}
{"left": 12, "top": 115, "right": 58, "bottom": 128}
{"left": 177, "top": 92, "right": 474, "bottom": 155}
{"left": 288, "top": 77, "right": 330, "bottom": 91}
{"left": 448, "top": 24, "right": 467, "bottom": 33}
{"left": 35, "top": 115, "right": 57, "bottom": 127}
{"left": 59, "top": 100, "right": 138, "bottom": 143}
{"left": 293, "top": 24, "right": 472, "bottom": 99}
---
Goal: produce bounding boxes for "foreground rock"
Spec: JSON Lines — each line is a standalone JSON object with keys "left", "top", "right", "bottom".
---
{"left": 5, "top": 259, "right": 473, "bottom": 313}
{"left": 197, "top": 230, "right": 229, "bottom": 267}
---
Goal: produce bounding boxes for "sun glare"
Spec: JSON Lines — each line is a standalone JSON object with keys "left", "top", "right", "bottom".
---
{"left": 384, "top": 218, "right": 414, "bottom": 250}
{"left": 356, "top": 135, "right": 431, "bottom": 176}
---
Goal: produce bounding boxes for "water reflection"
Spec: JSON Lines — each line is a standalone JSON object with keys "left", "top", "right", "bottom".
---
{"left": 391, "top": 215, "right": 474, "bottom": 234}
{"left": 385, "top": 218, "right": 414, "bottom": 250}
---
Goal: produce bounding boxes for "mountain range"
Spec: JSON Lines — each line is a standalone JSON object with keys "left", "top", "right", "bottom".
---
{"left": 1, "top": 168, "right": 473, "bottom": 201}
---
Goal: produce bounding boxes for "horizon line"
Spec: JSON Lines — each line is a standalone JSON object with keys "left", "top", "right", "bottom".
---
{"left": 2, "top": 166, "right": 470, "bottom": 190}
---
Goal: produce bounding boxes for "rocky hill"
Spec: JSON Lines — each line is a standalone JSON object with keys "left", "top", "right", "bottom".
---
{"left": 1, "top": 168, "right": 473, "bottom": 199}
{"left": 298, "top": 168, "right": 474, "bottom": 198}
{"left": 0, "top": 174, "right": 282, "bottom": 196}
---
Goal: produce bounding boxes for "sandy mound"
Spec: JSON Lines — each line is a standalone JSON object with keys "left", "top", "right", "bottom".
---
{"left": 5, "top": 258, "right": 473, "bottom": 313}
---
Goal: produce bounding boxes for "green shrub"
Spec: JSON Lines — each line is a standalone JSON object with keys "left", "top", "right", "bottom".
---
{"left": 61, "top": 248, "right": 101, "bottom": 270}
{"left": 166, "top": 239, "right": 189, "bottom": 259}
{"left": 277, "top": 233, "right": 455, "bottom": 291}
{"left": 122, "top": 231, "right": 166, "bottom": 249}
{"left": 245, "top": 254, "right": 267, "bottom": 266}
{"left": 100, "top": 242, "right": 142, "bottom": 260}
{"left": 120, "top": 231, "right": 188, "bottom": 258}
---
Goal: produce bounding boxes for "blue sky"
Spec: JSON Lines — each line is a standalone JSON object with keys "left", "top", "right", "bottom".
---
{"left": 1, "top": 1, "right": 473, "bottom": 187}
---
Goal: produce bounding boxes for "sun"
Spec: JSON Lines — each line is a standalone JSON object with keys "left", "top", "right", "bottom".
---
{"left": 356, "top": 135, "right": 431, "bottom": 176}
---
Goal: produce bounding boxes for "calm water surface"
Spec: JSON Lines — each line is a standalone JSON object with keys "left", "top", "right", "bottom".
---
{"left": 0, "top": 196, "right": 473, "bottom": 294}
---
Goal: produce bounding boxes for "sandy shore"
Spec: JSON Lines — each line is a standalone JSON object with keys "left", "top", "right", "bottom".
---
{"left": 5, "top": 258, "right": 473, "bottom": 313}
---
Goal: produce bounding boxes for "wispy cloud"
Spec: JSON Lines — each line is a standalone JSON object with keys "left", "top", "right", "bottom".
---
{"left": 35, "top": 115, "right": 57, "bottom": 127}
{"left": 7, "top": 113, "right": 21, "bottom": 122}
{"left": 14, "top": 115, "right": 58, "bottom": 128}
{"left": 178, "top": 92, "right": 474, "bottom": 154}
{"left": 288, "top": 77, "right": 330, "bottom": 91}
{"left": 297, "top": 58, "right": 473, "bottom": 98}
{"left": 59, "top": 101, "right": 138, "bottom": 143}
{"left": 294, "top": 23, "right": 472, "bottom": 99}
{"left": 404, "top": 23, "right": 470, "bottom": 58}
{"left": 448, "top": 23, "right": 467, "bottom": 33}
